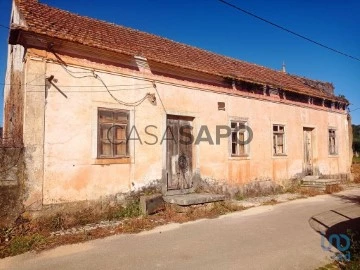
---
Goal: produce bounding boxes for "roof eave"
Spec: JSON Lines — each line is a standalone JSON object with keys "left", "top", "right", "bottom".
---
{"left": 9, "top": 27, "right": 347, "bottom": 105}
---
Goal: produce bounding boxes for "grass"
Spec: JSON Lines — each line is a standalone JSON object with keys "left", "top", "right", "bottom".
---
{"left": 325, "top": 184, "right": 344, "bottom": 194}
{"left": 8, "top": 234, "right": 47, "bottom": 257}
{"left": 352, "top": 163, "right": 360, "bottom": 183}
{"left": 316, "top": 263, "right": 340, "bottom": 270}
{"left": 262, "top": 199, "right": 278, "bottom": 205}
{"left": 353, "top": 156, "right": 360, "bottom": 164}
{"left": 233, "top": 182, "right": 301, "bottom": 201}
{"left": 0, "top": 201, "right": 246, "bottom": 258}
{"left": 340, "top": 230, "right": 360, "bottom": 270}
{"left": 284, "top": 182, "right": 302, "bottom": 194}
{"left": 0, "top": 183, "right": 352, "bottom": 259}
{"left": 234, "top": 193, "right": 245, "bottom": 201}
{"left": 0, "top": 199, "right": 144, "bottom": 258}
{"left": 111, "top": 200, "right": 141, "bottom": 219}
{"left": 33, "top": 199, "right": 143, "bottom": 232}
{"left": 300, "top": 187, "right": 324, "bottom": 196}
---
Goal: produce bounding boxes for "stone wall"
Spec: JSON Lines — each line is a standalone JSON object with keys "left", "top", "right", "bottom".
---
{"left": 0, "top": 147, "right": 25, "bottom": 227}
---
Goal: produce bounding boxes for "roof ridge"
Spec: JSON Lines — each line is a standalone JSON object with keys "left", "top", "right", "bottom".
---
{"left": 24, "top": 1, "right": 294, "bottom": 78}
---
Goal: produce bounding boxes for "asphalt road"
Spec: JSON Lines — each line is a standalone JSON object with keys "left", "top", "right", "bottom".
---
{"left": 1, "top": 188, "right": 360, "bottom": 270}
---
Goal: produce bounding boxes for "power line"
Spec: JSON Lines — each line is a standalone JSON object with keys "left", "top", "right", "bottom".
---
{"left": 2, "top": 82, "right": 154, "bottom": 92}
{"left": 0, "top": 24, "right": 10, "bottom": 30}
{"left": 0, "top": 82, "right": 152, "bottom": 88}
{"left": 27, "top": 86, "right": 154, "bottom": 93}
{"left": 218, "top": 0, "right": 360, "bottom": 62}
{"left": 48, "top": 49, "right": 154, "bottom": 106}
{"left": 153, "top": 82, "right": 168, "bottom": 114}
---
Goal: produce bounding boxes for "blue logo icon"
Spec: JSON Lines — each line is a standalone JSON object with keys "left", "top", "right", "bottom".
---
{"left": 321, "top": 232, "right": 351, "bottom": 261}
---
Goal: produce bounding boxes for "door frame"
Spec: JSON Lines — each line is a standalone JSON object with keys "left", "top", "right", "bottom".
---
{"left": 162, "top": 113, "right": 196, "bottom": 195}
{"left": 303, "top": 127, "right": 315, "bottom": 176}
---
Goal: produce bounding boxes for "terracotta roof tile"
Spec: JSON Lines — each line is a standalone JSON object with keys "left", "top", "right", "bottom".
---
{"left": 14, "top": 0, "right": 345, "bottom": 102}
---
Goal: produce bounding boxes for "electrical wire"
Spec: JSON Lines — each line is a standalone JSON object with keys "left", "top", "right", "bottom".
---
{"left": 0, "top": 82, "right": 152, "bottom": 88}
{"left": 153, "top": 82, "right": 168, "bottom": 114}
{"left": 0, "top": 81, "right": 149, "bottom": 87}
{"left": 1, "top": 47, "right": 345, "bottom": 105}
{"left": 48, "top": 50, "right": 153, "bottom": 106}
{"left": 59, "top": 63, "right": 96, "bottom": 79}
{"left": 0, "top": 24, "right": 10, "bottom": 30}
{"left": 218, "top": 0, "right": 360, "bottom": 62}
{"left": 94, "top": 73, "right": 151, "bottom": 106}
{"left": 1, "top": 66, "right": 344, "bottom": 104}
{"left": 26, "top": 86, "right": 154, "bottom": 93}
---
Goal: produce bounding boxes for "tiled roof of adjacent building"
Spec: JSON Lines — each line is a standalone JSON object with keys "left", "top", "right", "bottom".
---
{"left": 13, "top": 0, "right": 346, "bottom": 102}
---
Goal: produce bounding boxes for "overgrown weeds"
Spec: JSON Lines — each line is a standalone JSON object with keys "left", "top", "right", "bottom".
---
{"left": 233, "top": 181, "right": 301, "bottom": 201}
{"left": 110, "top": 200, "right": 141, "bottom": 220}
{"left": 300, "top": 187, "right": 324, "bottom": 197}
{"left": 234, "top": 193, "right": 245, "bottom": 201}
{"left": 0, "top": 180, "right": 352, "bottom": 260}
{"left": 262, "top": 199, "right": 278, "bottom": 205}
{"left": 325, "top": 184, "right": 344, "bottom": 194}
{"left": 353, "top": 156, "right": 360, "bottom": 164}
{"left": 284, "top": 182, "right": 302, "bottom": 193}
{"left": 0, "top": 200, "right": 246, "bottom": 258}
{"left": 3, "top": 234, "right": 47, "bottom": 257}
{"left": 351, "top": 163, "right": 360, "bottom": 183}
{"left": 333, "top": 230, "right": 360, "bottom": 270}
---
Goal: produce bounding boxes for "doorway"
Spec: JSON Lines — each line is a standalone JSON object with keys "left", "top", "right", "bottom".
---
{"left": 303, "top": 127, "right": 314, "bottom": 175}
{"left": 166, "top": 115, "right": 194, "bottom": 193}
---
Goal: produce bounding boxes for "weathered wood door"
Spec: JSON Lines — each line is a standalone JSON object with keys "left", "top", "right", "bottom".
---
{"left": 303, "top": 128, "right": 313, "bottom": 175}
{"left": 166, "top": 115, "right": 193, "bottom": 191}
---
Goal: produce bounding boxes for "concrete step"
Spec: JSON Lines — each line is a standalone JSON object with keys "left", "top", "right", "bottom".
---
{"left": 163, "top": 193, "right": 225, "bottom": 206}
{"left": 301, "top": 179, "right": 341, "bottom": 192}
{"left": 302, "top": 175, "right": 320, "bottom": 181}
{"left": 301, "top": 179, "right": 340, "bottom": 186}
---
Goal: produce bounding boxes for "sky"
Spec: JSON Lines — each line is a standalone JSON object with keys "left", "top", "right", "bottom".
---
{"left": 0, "top": 0, "right": 359, "bottom": 124}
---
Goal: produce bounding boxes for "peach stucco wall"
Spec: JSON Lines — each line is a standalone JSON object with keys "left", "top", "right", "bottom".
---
{"left": 22, "top": 51, "right": 351, "bottom": 205}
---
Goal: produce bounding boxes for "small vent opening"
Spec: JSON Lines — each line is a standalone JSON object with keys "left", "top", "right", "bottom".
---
{"left": 218, "top": 102, "right": 225, "bottom": 111}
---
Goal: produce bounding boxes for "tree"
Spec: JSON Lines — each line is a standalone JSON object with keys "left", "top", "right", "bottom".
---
{"left": 353, "top": 125, "right": 360, "bottom": 153}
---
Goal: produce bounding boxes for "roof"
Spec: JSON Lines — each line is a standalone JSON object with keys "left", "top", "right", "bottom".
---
{"left": 13, "top": 0, "right": 346, "bottom": 103}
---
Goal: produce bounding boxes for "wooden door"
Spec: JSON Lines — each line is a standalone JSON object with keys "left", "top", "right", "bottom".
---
{"left": 166, "top": 115, "right": 193, "bottom": 191}
{"left": 303, "top": 128, "right": 313, "bottom": 175}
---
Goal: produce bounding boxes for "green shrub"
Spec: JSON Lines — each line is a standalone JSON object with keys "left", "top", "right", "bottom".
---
{"left": 338, "top": 230, "right": 360, "bottom": 270}
{"left": 9, "top": 234, "right": 47, "bottom": 256}
{"left": 112, "top": 200, "right": 141, "bottom": 219}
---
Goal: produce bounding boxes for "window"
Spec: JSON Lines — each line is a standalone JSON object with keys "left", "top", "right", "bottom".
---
{"left": 329, "top": 129, "right": 337, "bottom": 155}
{"left": 231, "top": 121, "right": 248, "bottom": 156}
{"left": 273, "top": 125, "right": 285, "bottom": 155}
{"left": 98, "top": 108, "right": 129, "bottom": 158}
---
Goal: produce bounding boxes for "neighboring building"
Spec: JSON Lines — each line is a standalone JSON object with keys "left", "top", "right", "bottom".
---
{"left": 2, "top": 0, "right": 352, "bottom": 209}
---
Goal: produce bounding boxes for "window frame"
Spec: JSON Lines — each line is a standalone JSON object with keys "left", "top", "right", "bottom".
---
{"left": 230, "top": 120, "right": 249, "bottom": 157}
{"left": 328, "top": 128, "right": 337, "bottom": 155}
{"left": 273, "top": 124, "right": 286, "bottom": 156}
{"left": 97, "top": 108, "right": 129, "bottom": 159}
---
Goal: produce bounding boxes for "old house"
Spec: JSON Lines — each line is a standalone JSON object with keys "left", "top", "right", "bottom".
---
{"left": 2, "top": 0, "right": 352, "bottom": 211}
